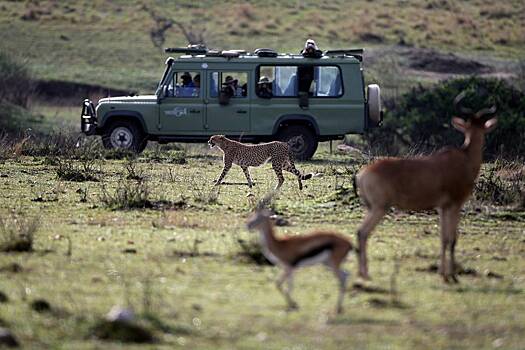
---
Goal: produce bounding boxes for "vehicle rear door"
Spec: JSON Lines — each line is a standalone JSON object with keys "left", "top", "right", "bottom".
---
{"left": 205, "top": 71, "right": 251, "bottom": 132}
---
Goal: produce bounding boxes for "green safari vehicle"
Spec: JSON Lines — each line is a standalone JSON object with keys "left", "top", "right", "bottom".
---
{"left": 81, "top": 46, "right": 382, "bottom": 159}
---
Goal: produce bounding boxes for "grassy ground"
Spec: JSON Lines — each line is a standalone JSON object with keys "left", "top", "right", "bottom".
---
{"left": 1, "top": 0, "right": 523, "bottom": 91}
{"left": 0, "top": 143, "right": 524, "bottom": 349}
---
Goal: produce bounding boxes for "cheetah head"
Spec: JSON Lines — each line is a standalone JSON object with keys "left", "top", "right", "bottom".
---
{"left": 208, "top": 135, "right": 226, "bottom": 149}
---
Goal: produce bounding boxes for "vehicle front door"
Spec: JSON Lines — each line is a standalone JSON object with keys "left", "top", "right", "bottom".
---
{"left": 205, "top": 71, "right": 251, "bottom": 133}
{"left": 158, "top": 71, "right": 205, "bottom": 133}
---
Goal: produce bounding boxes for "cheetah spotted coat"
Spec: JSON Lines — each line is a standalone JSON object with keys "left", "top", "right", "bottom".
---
{"left": 208, "top": 135, "right": 313, "bottom": 190}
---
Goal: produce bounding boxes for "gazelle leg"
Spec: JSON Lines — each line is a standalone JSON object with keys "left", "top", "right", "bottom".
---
{"left": 276, "top": 268, "right": 297, "bottom": 310}
{"left": 445, "top": 206, "right": 461, "bottom": 283}
{"left": 356, "top": 208, "right": 385, "bottom": 280}
{"left": 285, "top": 271, "right": 298, "bottom": 310}
{"left": 438, "top": 208, "right": 449, "bottom": 282}
{"left": 334, "top": 268, "right": 349, "bottom": 314}
{"left": 440, "top": 206, "right": 461, "bottom": 283}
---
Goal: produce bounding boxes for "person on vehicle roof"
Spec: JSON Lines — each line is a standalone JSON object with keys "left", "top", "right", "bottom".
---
{"left": 301, "top": 39, "right": 322, "bottom": 58}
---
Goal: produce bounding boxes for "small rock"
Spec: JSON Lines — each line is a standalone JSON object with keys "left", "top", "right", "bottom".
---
{"left": 106, "top": 306, "right": 134, "bottom": 322}
{"left": 0, "top": 328, "right": 19, "bottom": 348}
{"left": 97, "top": 236, "right": 106, "bottom": 242}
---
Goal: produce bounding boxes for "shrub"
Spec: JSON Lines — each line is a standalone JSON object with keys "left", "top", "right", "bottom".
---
{"left": 366, "top": 77, "right": 525, "bottom": 158}
{"left": 0, "top": 212, "right": 39, "bottom": 253}
{"left": 474, "top": 160, "right": 525, "bottom": 207}
{"left": 100, "top": 181, "right": 151, "bottom": 210}
{"left": 0, "top": 52, "right": 34, "bottom": 108}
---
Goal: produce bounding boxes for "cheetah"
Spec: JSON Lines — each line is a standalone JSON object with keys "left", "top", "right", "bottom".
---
{"left": 208, "top": 135, "right": 313, "bottom": 190}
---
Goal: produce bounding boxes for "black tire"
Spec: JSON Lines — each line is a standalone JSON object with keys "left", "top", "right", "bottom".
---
{"left": 102, "top": 121, "right": 147, "bottom": 153}
{"left": 277, "top": 125, "right": 318, "bottom": 160}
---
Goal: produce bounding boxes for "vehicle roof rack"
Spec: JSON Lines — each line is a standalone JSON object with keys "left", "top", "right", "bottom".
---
{"left": 324, "top": 48, "right": 364, "bottom": 61}
{"left": 254, "top": 48, "right": 278, "bottom": 58}
{"left": 165, "top": 47, "right": 208, "bottom": 55}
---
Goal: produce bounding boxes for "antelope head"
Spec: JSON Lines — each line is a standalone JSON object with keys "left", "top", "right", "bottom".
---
{"left": 452, "top": 91, "right": 498, "bottom": 147}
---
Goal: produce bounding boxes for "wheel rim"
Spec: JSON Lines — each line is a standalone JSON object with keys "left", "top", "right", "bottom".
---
{"left": 110, "top": 127, "right": 134, "bottom": 149}
{"left": 287, "top": 135, "right": 307, "bottom": 155}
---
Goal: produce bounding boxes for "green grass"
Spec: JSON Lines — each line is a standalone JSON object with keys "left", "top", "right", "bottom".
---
{"left": 0, "top": 145, "right": 524, "bottom": 349}
{"left": 0, "top": 0, "right": 523, "bottom": 91}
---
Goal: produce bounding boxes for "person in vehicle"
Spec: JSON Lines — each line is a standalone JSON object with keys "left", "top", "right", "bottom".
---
{"left": 176, "top": 72, "right": 193, "bottom": 97}
{"left": 193, "top": 74, "right": 201, "bottom": 96}
{"left": 180, "top": 72, "right": 194, "bottom": 88}
{"left": 298, "top": 65, "right": 314, "bottom": 95}
{"left": 257, "top": 76, "right": 273, "bottom": 99}
{"left": 222, "top": 75, "right": 243, "bottom": 97}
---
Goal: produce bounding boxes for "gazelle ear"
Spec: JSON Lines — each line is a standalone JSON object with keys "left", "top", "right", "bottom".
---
{"left": 452, "top": 117, "right": 468, "bottom": 133}
{"left": 484, "top": 117, "right": 497, "bottom": 133}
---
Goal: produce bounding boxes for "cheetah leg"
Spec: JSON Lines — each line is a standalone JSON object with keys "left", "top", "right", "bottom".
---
{"left": 241, "top": 166, "right": 253, "bottom": 188}
{"left": 272, "top": 163, "right": 285, "bottom": 190}
{"left": 215, "top": 158, "right": 232, "bottom": 186}
{"left": 283, "top": 160, "right": 303, "bottom": 190}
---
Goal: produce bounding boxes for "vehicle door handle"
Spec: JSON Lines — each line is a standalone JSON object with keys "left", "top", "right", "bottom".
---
{"left": 236, "top": 110, "right": 247, "bottom": 114}
{"left": 189, "top": 109, "right": 200, "bottom": 114}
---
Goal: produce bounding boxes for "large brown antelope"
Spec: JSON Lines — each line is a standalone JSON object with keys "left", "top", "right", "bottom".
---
{"left": 246, "top": 208, "right": 353, "bottom": 313}
{"left": 354, "top": 92, "right": 497, "bottom": 283}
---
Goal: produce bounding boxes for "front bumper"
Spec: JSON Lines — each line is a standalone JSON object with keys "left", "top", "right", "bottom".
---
{"left": 80, "top": 99, "right": 97, "bottom": 135}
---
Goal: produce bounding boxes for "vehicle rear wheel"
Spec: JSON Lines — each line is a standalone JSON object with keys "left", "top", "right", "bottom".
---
{"left": 277, "top": 125, "right": 318, "bottom": 160}
{"left": 102, "top": 121, "right": 147, "bottom": 153}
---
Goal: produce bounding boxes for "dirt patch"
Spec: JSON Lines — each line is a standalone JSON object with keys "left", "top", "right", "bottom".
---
{"left": 406, "top": 49, "right": 493, "bottom": 75}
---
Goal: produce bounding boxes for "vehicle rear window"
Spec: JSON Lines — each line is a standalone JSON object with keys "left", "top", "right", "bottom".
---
{"left": 257, "top": 65, "right": 343, "bottom": 98}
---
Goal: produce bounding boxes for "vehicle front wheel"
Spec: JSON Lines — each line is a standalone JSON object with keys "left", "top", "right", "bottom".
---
{"left": 102, "top": 121, "right": 147, "bottom": 153}
{"left": 277, "top": 125, "right": 318, "bottom": 160}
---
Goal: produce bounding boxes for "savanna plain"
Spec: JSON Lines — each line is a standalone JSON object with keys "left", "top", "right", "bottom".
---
{"left": 1, "top": 142, "right": 524, "bottom": 349}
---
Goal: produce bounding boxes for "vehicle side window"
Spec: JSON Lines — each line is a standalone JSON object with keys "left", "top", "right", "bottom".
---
{"left": 257, "top": 65, "right": 343, "bottom": 98}
{"left": 315, "top": 66, "right": 343, "bottom": 97}
{"left": 167, "top": 71, "right": 201, "bottom": 98}
{"left": 210, "top": 72, "right": 248, "bottom": 98}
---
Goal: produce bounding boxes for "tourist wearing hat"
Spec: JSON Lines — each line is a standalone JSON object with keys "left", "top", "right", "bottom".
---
{"left": 257, "top": 75, "right": 273, "bottom": 99}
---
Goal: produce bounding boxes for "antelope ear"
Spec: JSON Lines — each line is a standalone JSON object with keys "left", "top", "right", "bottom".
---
{"left": 452, "top": 117, "right": 468, "bottom": 133}
{"left": 484, "top": 117, "right": 497, "bottom": 133}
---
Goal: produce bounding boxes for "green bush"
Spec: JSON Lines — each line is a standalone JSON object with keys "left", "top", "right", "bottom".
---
{"left": 0, "top": 52, "right": 34, "bottom": 108}
{"left": 366, "top": 77, "right": 525, "bottom": 158}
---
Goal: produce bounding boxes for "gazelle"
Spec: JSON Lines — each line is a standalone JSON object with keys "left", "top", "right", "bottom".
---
{"left": 354, "top": 92, "right": 497, "bottom": 283}
{"left": 246, "top": 208, "right": 353, "bottom": 313}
